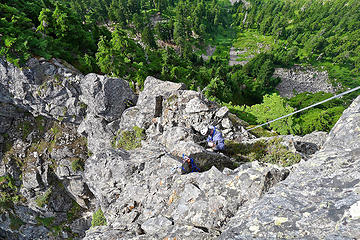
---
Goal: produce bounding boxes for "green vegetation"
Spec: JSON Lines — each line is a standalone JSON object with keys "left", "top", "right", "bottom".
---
{"left": 288, "top": 92, "right": 346, "bottom": 135}
{"left": 245, "top": 93, "right": 297, "bottom": 135}
{"left": 33, "top": 200, "right": 83, "bottom": 237}
{"left": 233, "top": 0, "right": 360, "bottom": 78}
{"left": 18, "top": 121, "right": 32, "bottom": 140}
{"left": 9, "top": 214, "right": 25, "bottom": 230}
{"left": 0, "top": 175, "right": 24, "bottom": 212}
{"left": 112, "top": 126, "right": 145, "bottom": 150}
{"left": 91, "top": 208, "right": 107, "bottom": 227}
{"left": 67, "top": 201, "right": 82, "bottom": 223}
{"left": 35, "top": 188, "right": 52, "bottom": 208}
{"left": 225, "top": 137, "right": 301, "bottom": 167}
{"left": 226, "top": 90, "right": 350, "bottom": 136}
{"left": 233, "top": 29, "right": 275, "bottom": 61}
{"left": 0, "top": 1, "right": 106, "bottom": 69}
{"left": 36, "top": 216, "right": 55, "bottom": 228}
{"left": 1, "top": 0, "right": 360, "bottom": 134}
{"left": 71, "top": 158, "right": 85, "bottom": 172}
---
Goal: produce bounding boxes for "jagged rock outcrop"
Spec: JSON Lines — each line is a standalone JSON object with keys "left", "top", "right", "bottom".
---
{"left": 0, "top": 58, "right": 136, "bottom": 239}
{"left": 1, "top": 57, "right": 359, "bottom": 240}
{"left": 274, "top": 65, "right": 336, "bottom": 98}
{"left": 80, "top": 76, "right": 292, "bottom": 239}
{"left": 0, "top": 110, "right": 93, "bottom": 239}
{"left": 219, "top": 96, "right": 360, "bottom": 239}
{"left": 78, "top": 73, "right": 136, "bottom": 152}
{"left": 120, "top": 76, "right": 254, "bottom": 157}
{"left": 0, "top": 58, "right": 85, "bottom": 124}
{"left": 83, "top": 142, "right": 289, "bottom": 239}
{"left": 281, "top": 131, "right": 328, "bottom": 159}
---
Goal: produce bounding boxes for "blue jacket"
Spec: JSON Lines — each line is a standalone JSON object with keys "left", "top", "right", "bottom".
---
{"left": 206, "top": 128, "right": 225, "bottom": 150}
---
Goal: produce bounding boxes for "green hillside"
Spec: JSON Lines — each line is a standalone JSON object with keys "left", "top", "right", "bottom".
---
{"left": 1, "top": 0, "right": 359, "bottom": 135}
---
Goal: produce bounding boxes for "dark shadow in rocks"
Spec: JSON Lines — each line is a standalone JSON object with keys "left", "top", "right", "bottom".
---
{"left": 261, "top": 168, "right": 290, "bottom": 195}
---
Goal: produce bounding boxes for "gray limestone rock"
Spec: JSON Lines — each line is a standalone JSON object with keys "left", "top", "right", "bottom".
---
{"left": 0, "top": 57, "right": 85, "bottom": 123}
{"left": 80, "top": 73, "right": 136, "bottom": 122}
{"left": 119, "top": 76, "right": 186, "bottom": 131}
{"left": 78, "top": 74, "right": 136, "bottom": 153}
{"left": 84, "top": 148, "right": 133, "bottom": 209}
{"left": 118, "top": 76, "right": 256, "bottom": 150}
{"left": 215, "top": 106, "right": 229, "bottom": 118}
{"left": 70, "top": 214, "right": 93, "bottom": 235}
{"left": 141, "top": 216, "right": 173, "bottom": 234}
{"left": 136, "top": 76, "right": 186, "bottom": 118}
{"left": 84, "top": 141, "right": 289, "bottom": 239}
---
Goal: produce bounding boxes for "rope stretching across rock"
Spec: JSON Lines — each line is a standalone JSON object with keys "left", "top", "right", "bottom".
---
{"left": 247, "top": 86, "right": 360, "bottom": 131}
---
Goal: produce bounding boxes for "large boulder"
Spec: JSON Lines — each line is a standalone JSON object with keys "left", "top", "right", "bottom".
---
{"left": 219, "top": 96, "right": 360, "bottom": 239}
{"left": 119, "top": 76, "right": 186, "bottom": 131}
{"left": 80, "top": 73, "right": 137, "bottom": 122}
{"left": 78, "top": 74, "right": 136, "bottom": 153}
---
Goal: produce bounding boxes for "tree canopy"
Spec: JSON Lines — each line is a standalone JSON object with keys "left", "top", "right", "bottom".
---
{"left": 1, "top": 0, "right": 359, "bottom": 135}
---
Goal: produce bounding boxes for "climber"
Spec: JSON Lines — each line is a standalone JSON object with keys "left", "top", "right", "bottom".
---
{"left": 181, "top": 154, "right": 200, "bottom": 174}
{"left": 203, "top": 125, "right": 225, "bottom": 152}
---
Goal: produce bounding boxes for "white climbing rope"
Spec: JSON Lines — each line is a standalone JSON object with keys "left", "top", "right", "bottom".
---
{"left": 247, "top": 86, "right": 360, "bottom": 131}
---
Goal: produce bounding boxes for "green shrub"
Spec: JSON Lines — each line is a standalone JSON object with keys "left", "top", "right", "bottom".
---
{"left": 223, "top": 103, "right": 257, "bottom": 125}
{"left": 225, "top": 137, "right": 301, "bottom": 167}
{"left": 9, "top": 214, "right": 25, "bottom": 230}
{"left": 36, "top": 216, "right": 54, "bottom": 228}
{"left": 67, "top": 201, "right": 82, "bottom": 223}
{"left": 71, "top": 159, "right": 85, "bottom": 172}
{"left": 91, "top": 208, "right": 107, "bottom": 227}
{"left": 112, "top": 126, "right": 145, "bottom": 150}
{"left": 288, "top": 92, "right": 346, "bottom": 135}
{"left": 261, "top": 138, "right": 301, "bottom": 167}
{"left": 247, "top": 125, "right": 278, "bottom": 138}
{"left": 0, "top": 175, "right": 23, "bottom": 212}
{"left": 245, "top": 93, "right": 298, "bottom": 135}
{"left": 35, "top": 188, "right": 52, "bottom": 207}
{"left": 18, "top": 121, "right": 33, "bottom": 140}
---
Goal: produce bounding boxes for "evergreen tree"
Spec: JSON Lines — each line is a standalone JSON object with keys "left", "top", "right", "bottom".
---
{"left": 142, "top": 25, "right": 157, "bottom": 49}
{"left": 246, "top": 93, "right": 298, "bottom": 135}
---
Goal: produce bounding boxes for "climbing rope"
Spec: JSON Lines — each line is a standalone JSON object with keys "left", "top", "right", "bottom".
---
{"left": 247, "top": 86, "right": 360, "bottom": 131}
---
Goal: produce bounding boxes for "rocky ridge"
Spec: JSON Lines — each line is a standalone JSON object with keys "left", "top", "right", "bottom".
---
{"left": 0, "top": 57, "right": 359, "bottom": 239}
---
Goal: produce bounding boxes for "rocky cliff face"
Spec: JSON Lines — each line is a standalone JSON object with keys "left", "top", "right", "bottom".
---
{"left": 0, "top": 58, "right": 135, "bottom": 239}
{"left": 1, "top": 58, "right": 359, "bottom": 239}
{"left": 274, "top": 65, "right": 336, "bottom": 98}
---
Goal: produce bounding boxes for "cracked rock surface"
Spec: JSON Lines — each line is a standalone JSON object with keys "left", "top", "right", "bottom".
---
{"left": 1, "top": 58, "right": 359, "bottom": 239}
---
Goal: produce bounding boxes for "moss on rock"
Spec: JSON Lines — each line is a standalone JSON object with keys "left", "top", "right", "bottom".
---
{"left": 35, "top": 188, "right": 52, "bottom": 208}
{"left": 91, "top": 208, "right": 107, "bottom": 227}
{"left": 112, "top": 126, "right": 145, "bottom": 150}
{"left": 225, "top": 137, "right": 301, "bottom": 167}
